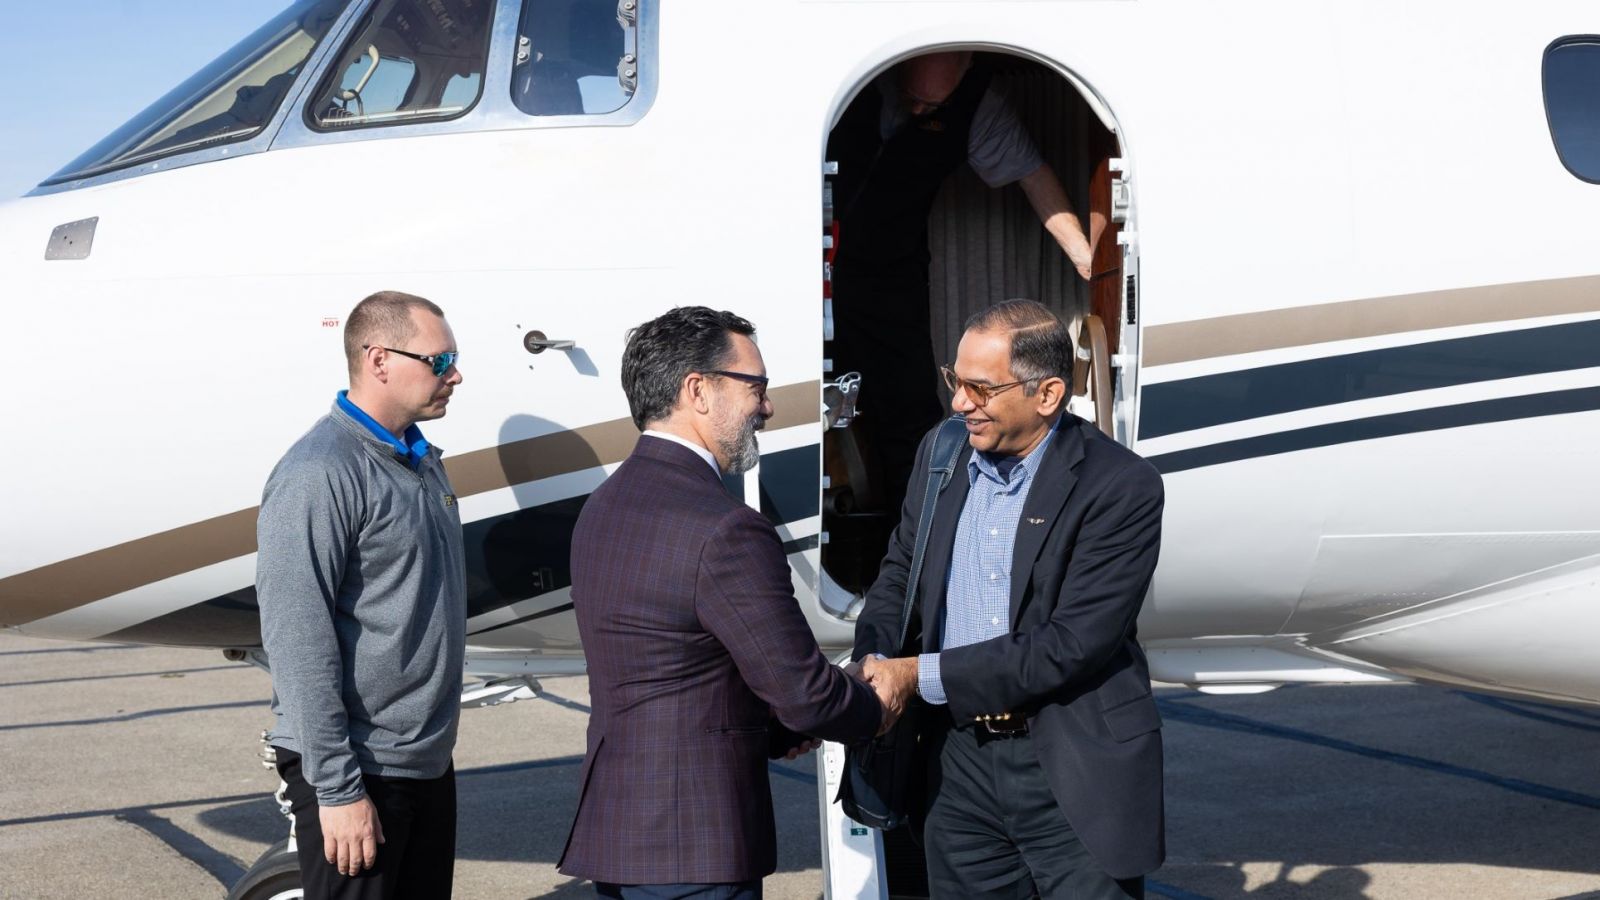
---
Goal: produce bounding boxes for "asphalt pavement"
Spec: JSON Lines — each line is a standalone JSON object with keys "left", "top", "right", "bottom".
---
{"left": 2, "top": 631, "right": 1598, "bottom": 899}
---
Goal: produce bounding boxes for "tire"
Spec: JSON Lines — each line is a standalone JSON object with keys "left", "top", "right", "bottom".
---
{"left": 226, "top": 838, "right": 302, "bottom": 900}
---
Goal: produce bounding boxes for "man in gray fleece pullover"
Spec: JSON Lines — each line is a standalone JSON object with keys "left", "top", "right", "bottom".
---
{"left": 257, "top": 290, "right": 465, "bottom": 897}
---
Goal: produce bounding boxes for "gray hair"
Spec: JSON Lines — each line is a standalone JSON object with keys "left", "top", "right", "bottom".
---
{"left": 963, "top": 299, "right": 1073, "bottom": 395}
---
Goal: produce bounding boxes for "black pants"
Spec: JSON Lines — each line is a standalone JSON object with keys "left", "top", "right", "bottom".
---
{"left": 830, "top": 272, "right": 946, "bottom": 518}
{"left": 595, "top": 881, "right": 762, "bottom": 899}
{"left": 275, "top": 747, "right": 457, "bottom": 900}
{"left": 922, "top": 726, "right": 1144, "bottom": 900}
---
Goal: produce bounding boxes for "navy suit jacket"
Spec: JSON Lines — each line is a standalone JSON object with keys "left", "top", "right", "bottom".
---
{"left": 560, "top": 435, "right": 882, "bottom": 884}
{"left": 854, "top": 415, "right": 1166, "bottom": 879}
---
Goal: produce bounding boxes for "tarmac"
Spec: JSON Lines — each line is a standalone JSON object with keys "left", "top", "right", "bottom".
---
{"left": 2, "top": 630, "right": 1599, "bottom": 899}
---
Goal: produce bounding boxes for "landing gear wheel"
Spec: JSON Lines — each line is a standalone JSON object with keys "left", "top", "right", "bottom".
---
{"left": 226, "top": 838, "right": 302, "bottom": 900}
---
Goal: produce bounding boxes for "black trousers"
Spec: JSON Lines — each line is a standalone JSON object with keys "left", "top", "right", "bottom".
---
{"left": 595, "top": 881, "right": 762, "bottom": 899}
{"left": 275, "top": 747, "right": 457, "bottom": 900}
{"left": 921, "top": 725, "right": 1144, "bottom": 900}
{"left": 830, "top": 271, "right": 946, "bottom": 518}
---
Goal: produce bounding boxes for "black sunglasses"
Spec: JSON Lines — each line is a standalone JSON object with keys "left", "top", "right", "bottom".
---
{"left": 707, "top": 369, "right": 770, "bottom": 401}
{"left": 367, "top": 345, "right": 459, "bottom": 377}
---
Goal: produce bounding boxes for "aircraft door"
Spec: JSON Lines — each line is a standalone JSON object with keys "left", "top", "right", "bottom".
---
{"left": 1082, "top": 141, "right": 1136, "bottom": 443}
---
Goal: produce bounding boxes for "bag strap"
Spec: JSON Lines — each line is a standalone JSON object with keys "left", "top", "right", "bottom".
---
{"left": 894, "top": 416, "right": 969, "bottom": 652}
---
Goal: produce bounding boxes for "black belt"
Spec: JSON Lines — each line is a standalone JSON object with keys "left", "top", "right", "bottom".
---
{"left": 976, "top": 712, "right": 1029, "bottom": 735}
{"left": 940, "top": 708, "right": 1030, "bottom": 737}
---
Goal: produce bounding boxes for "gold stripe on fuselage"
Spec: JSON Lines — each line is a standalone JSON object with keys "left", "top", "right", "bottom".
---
{"left": 0, "top": 381, "right": 821, "bottom": 627}
{"left": 1142, "top": 274, "right": 1600, "bottom": 367}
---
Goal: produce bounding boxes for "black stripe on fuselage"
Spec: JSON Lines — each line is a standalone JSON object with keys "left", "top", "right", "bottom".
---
{"left": 105, "top": 445, "right": 825, "bottom": 647}
{"left": 468, "top": 601, "right": 574, "bottom": 637}
{"left": 1146, "top": 385, "right": 1600, "bottom": 473}
{"left": 782, "top": 534, "right": 821, "bottom": 554}
{"left": 469, "top": 535, "right": 823, "bottom": 638}
{"left": 760, "top": 445, "right": 821, "bottom": 526}
{"left": 1139, "top": 318, "right": 1600, "bottom": 440}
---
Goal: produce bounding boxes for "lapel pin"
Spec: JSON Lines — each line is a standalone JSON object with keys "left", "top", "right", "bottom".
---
{"left": 1027, "top": 517, "right": 1045, "bottom": 525}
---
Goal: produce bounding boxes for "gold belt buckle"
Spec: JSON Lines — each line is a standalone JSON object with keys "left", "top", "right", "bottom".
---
{"left": 979, "top": 712, "right": 1027, "bottom": 735}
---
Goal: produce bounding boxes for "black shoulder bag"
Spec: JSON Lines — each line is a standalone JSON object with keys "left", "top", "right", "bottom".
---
{"left": 836, "top": 415, "right": 968, "bottom": 831}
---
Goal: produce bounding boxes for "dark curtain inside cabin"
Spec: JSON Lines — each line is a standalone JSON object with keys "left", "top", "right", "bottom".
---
{"left": 926, "top": 54, "right": 1117, "bottom": 389}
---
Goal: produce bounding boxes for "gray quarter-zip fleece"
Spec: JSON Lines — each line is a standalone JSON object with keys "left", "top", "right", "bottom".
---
{"left": 257, "top": 401, "right": 466, "bottom": 805}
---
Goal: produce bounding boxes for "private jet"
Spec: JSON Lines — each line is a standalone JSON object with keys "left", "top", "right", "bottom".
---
{"left": 4, "top": 0, "right": 1599, "bottom": 896}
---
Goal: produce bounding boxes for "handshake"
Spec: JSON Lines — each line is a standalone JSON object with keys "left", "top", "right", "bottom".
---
{"left": 776, "top": 655, "right": 919, "bottom": 761}
{"left": 846, "top": 655, "right": 919, "bottom": 736}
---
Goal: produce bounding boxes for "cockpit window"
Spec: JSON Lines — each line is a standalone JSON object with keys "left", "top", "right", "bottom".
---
{"left": 511, "top": 0, "right": 639, "bottom": 116}
{"left": 308, "top": 0, "right": 495, "bottom": 130}
{"left": 44, "top": 0, "right": 348, "bottom": 186}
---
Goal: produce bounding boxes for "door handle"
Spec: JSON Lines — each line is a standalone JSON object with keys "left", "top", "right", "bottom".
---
{"left": 523, "top": 330, "right": 576, "bottom": 354}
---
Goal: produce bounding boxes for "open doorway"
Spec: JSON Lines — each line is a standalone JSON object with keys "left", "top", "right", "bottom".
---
{"left": 821, "top": 48, "right": 1131, "bottom": 602}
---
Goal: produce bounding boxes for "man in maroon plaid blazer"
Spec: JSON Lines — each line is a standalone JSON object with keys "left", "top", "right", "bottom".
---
{"left": 559, "top": 307, "right": 887, "bottom": 899}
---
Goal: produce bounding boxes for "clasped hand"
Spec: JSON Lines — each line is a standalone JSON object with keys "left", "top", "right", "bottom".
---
{"left": 846, "top": 655, "right": 918, "bottom": 736}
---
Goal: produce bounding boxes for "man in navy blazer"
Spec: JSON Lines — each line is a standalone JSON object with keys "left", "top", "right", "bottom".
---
{"left": 560, "top": 306, "right": 887, "bottom": 899}
{"left": 857, "top": 299, "right": 1165, "bottom": 899}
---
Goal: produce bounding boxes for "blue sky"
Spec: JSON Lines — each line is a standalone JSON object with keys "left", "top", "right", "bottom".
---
{"left": 0, "top": 0, "right": 288, "bottom": 199}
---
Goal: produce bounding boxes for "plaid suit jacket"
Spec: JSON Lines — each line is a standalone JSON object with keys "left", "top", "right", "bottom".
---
{"left": 558, "top": 435, "right": 881, "bottom": 885}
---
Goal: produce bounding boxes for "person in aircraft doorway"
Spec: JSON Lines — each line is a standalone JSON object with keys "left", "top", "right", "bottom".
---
{"left": 828, "top": 50, "right": 1095, "bottom": 518}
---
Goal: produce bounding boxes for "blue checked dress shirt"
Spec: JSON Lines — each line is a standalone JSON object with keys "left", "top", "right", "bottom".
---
{"left": 916, "top": 425, "right": 1057, "bottom": 705}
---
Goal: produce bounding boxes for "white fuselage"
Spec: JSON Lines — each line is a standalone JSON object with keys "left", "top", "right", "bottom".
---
{"left": 3, "top": 0, "right": 1598, "bottom": 705}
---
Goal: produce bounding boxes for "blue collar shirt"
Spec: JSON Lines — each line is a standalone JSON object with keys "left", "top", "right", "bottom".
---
{"left": 336, "top": 391, "right": 431, "bottom": 471}
{"left": 916, "top": 422, "right": 1058, "bottom": 705}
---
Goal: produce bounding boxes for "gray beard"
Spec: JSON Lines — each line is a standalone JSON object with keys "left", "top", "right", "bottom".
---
{"left": 717, "top": 415, "right": 762, "bottom": 475}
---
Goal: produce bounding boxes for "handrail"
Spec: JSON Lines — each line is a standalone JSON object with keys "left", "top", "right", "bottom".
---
{"left": 1084, "top": 314, "right": 1114, "bottom": 437}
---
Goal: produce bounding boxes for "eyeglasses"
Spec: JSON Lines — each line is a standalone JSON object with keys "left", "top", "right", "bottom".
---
{"left": 707, "top": 369, "right": 770, "bottom": 402}
{"left": 941, "top": 365, "right": 1033, "bottom": 407}
{"left": 367, "top": 345, "right": 459, "bottom": 377}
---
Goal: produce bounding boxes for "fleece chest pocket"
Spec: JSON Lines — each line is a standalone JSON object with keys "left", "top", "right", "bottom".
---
{"left": 1101, "top": 694, "right": 1162, "bottom": 742}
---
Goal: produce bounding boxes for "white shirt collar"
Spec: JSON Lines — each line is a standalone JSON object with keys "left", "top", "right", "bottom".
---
{"left": 643, "top": 430, "right": 721, "bottom": 477}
